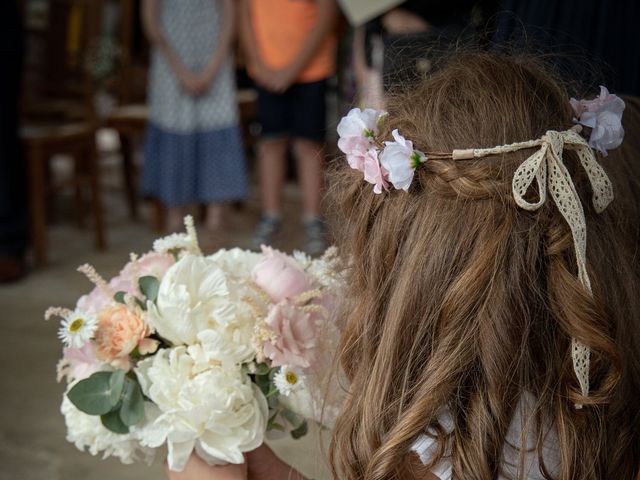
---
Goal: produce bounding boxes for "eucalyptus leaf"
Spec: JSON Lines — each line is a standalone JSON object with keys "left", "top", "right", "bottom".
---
{"left": 108, "top": 370, "right": 126, "bottom": 405}
{"left": 255, "top": 375, "right": 271, "bottom": 396}
{"left": 281, "top": 409, "right": 302, "bottom": 428}
{"left": 67, "top": 372, "right": 119, "bottom": 415}
{"left": 114, "top": 291, "right": 127, "bottom": 304}
{"left": 265, "top": 386, "right": 279, "bottom": 399}
{"left": 290, "top": 420, "right": 308, "bottom": 439}
{"left": 119, "top": 377, "right": 145, "bottom": 426}
{"left": 138, "top": 276, "right": 160, "bottom": 303}
{"left": 254, "top": 363, "right": 270, "bottom": 376}
{"left": 101, "top": 410, "right": 130, "bottom": 434}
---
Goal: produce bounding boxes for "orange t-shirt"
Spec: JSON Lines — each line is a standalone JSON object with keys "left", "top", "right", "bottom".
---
{"left": 249, "top": 0, "right": 337, "bottom": 83}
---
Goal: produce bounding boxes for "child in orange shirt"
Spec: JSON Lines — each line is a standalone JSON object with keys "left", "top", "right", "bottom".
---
{"left": 239, "top": 0, "right": 338, "bottom": 254}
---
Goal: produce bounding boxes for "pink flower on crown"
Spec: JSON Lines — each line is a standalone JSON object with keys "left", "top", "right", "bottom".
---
{"left": 337, "top": 108, "right": 385, "bottom": 171}
{"left": 262, "top": 300, "right": 318, "bottom": 369}
{"left": 570, "top": 86, "right": 625, "bottom": 156}
{"left": 379, "top": 129, "right": 426, "bottom": 191}
{"left": 363, "top": 148, "right": 389, "bottom": 194}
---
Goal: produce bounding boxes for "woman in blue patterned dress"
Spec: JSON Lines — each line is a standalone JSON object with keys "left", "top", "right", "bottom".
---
{"left": 141, "top": 0, "right": 247, "bottom": 232}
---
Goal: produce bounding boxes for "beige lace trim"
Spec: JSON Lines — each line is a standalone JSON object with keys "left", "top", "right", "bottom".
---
{"left": 451, "top": 127, "right": 614, "bottom": 406}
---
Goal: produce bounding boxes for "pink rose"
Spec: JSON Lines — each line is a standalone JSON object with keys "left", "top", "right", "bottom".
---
{"left": 263, "top": 300, "right": 318, "bottom": 369}
{"left": 570, "top": 86, "right": 625, "bottom": 156}
{"left": 57, "top": 343, "right": 100, "bottom": 382}
{"left": 76, "top": 287, "right": 111, "bottom": 316}
{"left": 94, "top": 305, "right": 158, "bottom": 369}
{"left": 362, "top": 147, "right": 389, "bottom": 194}
{"left": 110, "top": 252, "right": 174, "bottom": 296}
{"left": 252, "top": 246, "right": 314, "bottom": 303}
{"left": 75, "top": 252, "right": 174, "bottom": 314}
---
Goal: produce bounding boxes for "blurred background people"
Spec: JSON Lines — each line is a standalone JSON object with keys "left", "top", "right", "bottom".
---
{"left": 0, "top": 1, "right": 27, "bottom": 282}
{"left": 239, "top": 0, "right": 338, "bottom": 255}
{"left": 141, "top": 0, "right": 248, "bottom": 234}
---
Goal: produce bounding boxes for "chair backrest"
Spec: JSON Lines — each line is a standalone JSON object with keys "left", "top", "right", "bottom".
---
{"left": 110, "top": 0, "right": 149, "bottom": 105}
{"left": 21, "top": 0, "right": 104, "bottom": 124}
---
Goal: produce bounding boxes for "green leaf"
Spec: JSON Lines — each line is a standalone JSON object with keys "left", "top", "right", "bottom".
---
{"left": 138, "top": 276, "right": 160, "bottom": 303}
{"left": 267, "top": 411, "right": 285, "bottom": 431}
{"left": 119, "top": 377, "right": 145, "bottom": 426}
{"left": 114, "top": 291, "right": 127, "bottom": 304}
{"left": 101, "top": 410, "right": 130, "bottom": 434}
{"left": 255, "top": 374, "right": 271, "bottom": 396}
{"left": 67, "top": 372, "right": 120, "bottom": 415}
{"left": 265, "top": 386, "right": 279, "bottom": 399}
{"left": 108, "top": 370, "right": 126, "bottom": 405}
{"left": 254, "top": 363, "right": 270, "bottom": 376}
{"left": 290, "top": 420, "right": 308, "bottom": 439}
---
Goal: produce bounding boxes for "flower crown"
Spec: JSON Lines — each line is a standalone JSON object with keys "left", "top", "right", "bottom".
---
{"left": 337, "top": 86, "right": 626, "bottom": 407}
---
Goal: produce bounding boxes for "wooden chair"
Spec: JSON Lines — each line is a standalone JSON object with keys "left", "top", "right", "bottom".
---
{"left": 21, "top": 0, "right": 106, "bottom": 266}
{"left": 103, "top": 0, "right": 148, "bottom": 221}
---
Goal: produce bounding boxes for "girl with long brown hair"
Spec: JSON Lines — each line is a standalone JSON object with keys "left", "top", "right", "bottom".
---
{"left": 167, "top": 52, "right": 640, "bottom": 480}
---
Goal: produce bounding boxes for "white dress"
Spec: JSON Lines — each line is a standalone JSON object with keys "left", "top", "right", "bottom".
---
{"left": 411, "top": 393, "right": 561, "bottom": 479}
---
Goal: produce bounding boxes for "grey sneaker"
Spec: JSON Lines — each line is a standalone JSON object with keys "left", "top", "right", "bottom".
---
{"left": 303, "top": 216, "right": 328, "bottom": 256}
{"left": 252, "top": 215, "right": 282, "bottom": 250}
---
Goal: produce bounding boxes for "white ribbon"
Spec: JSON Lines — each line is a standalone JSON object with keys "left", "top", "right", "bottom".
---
{"left": 472, "top": 129, "right": 614, "bottom": 405}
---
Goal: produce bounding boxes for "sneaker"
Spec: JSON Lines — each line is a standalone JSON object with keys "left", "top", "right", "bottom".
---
{"left": 303, "top": 216, "right": 328, "bottom": 256}
{"left": 252, "top": 215, "right": 282, "bottom": 250}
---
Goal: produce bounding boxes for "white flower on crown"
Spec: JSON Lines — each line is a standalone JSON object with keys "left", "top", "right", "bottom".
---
{"left": 570, "top": 86, "right": 625, "bottom": 156}
{"left": 134, "top": 346, "right": 268, "bottom": 471}
{"left": 61, "top": 392, "right": 155, "bottom": 465}
{"left": 337, "top": 108, "right": 386, "bottom": 171}
{"left": 379, "top": 129, "right": 427, "bottom": 192}
{"left": 146, "top": 255, "right": 256, "bottom": 365}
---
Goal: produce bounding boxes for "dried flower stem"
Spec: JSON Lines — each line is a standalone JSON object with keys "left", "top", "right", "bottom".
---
{"left": 44, "top": 306, "right": 73, "bottom": 321}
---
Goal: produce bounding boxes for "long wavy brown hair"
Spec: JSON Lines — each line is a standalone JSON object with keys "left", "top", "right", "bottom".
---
{"left": 327, "top": 53, "right": 640, "bottom": 480}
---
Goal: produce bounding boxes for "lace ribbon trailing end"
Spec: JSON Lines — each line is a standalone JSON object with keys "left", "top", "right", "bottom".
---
{"left": 455, "top": 128, "right": 614, "bottom": 407}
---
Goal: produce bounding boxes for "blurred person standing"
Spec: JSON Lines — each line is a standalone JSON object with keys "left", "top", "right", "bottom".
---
{"left": 141, "top": 0, "right": 248, "bottom": 233}
{"left": 239, "top": 0, "right": 338, "bottom": 254}
{"left": 0, "top": 0, "right": 27, "bottom": 282}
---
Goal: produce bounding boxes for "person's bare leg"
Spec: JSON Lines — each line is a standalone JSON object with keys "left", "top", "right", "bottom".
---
{"left": 166, "top": 206, "right": 184, "bottom": 233}
{"left": 205, "top": 203, "right": 223, "bottom": 231}
{"left": 292, "top": 138, "right": 323, "bottom": 217}
{"left": 258, "top": 138, "right": 288, "bottom": 216}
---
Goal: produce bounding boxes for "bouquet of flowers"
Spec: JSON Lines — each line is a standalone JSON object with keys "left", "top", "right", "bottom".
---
{"left": 47, "top": 217, "right": 343, "bottom": 471}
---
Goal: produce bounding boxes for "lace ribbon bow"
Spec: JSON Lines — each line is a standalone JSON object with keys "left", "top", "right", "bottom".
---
{"left": 455, "top": 128, "right": 614, "bottom": 406}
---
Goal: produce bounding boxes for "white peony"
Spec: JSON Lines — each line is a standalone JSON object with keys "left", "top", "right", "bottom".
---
{"left": 135, "top": 346, "right": 268, "bottom": 471}
{"left": 147, "top": 255, "right": 257, "bottom": 364}
{"left": 207, "top": 248, "right": 262, "bottom": 279}
{"left": 61, "top": 393, "right": 155, "bottom": 465}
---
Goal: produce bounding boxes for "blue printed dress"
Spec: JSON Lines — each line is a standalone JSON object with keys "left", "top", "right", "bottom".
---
{"left": 141, "top": 0, "right": 248, "bottom": 206}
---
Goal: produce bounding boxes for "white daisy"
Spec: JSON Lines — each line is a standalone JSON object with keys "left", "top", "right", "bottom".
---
{"left": 58, "top": 310, "right": 98, "bottom": 348}
{"left": 274, "top": 367, "right": 304, "bottom": 396}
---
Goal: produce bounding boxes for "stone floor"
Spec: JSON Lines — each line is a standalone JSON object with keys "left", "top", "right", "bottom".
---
{"left": 0, "top": 156, "right": 331, "bottom": 479}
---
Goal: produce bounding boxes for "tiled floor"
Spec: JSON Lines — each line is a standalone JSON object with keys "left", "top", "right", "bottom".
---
{"left": 0, "top": 161, "right": 331, "bottom": 479}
